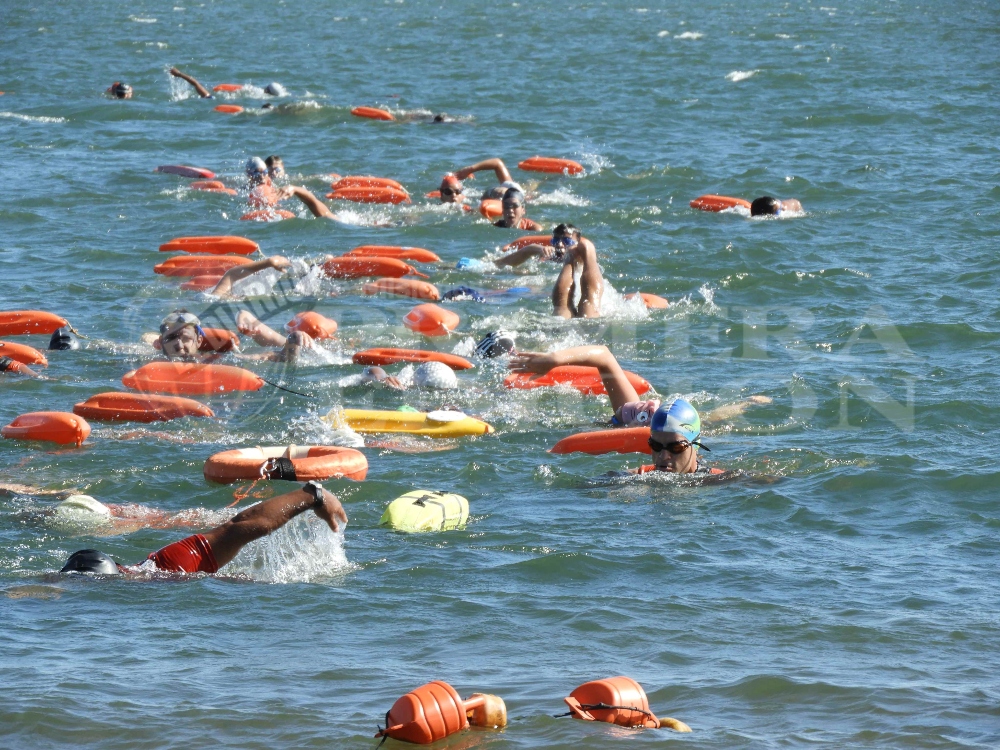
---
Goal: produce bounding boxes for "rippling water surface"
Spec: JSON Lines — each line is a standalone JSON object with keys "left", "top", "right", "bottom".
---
{"left": 2, "top": 1, "right": 999, "bottom": 748}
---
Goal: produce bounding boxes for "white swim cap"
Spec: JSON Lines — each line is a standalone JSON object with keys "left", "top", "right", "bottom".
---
{"left": 413, "top": 361, "right": 458, "bottom": 389}
{"left": 56, "top": 495, "right": 111, "bottom": 516}
{"left": 264, "top": 82, "right": 287, "bottom": 96}
{"left": 246, "top": 156, "right": 267, "bottom": 176}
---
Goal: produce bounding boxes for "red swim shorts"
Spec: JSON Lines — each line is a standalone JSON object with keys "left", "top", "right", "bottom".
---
{"left": 147, "top": 534, "right": 219, "bottom": 574}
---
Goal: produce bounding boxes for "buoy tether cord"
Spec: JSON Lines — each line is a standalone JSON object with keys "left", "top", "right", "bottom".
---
{"left": 258, "top": 376, "right": 313, "bottom": 398}
{"left": 554, "top": 702, "right": 656, "bottom": 718}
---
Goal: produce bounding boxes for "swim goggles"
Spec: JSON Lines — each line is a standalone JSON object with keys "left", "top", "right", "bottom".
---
{"left": 440, "top": 187, "right": 461, "bottom": 196}
{"left": 551, "top": 236, "right": 578, "bottom": 248}
{"left": 647, "top": 437, "right": 710, "bottom": 454}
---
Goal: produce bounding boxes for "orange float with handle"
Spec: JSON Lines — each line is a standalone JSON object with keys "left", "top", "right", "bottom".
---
{"left": 152, "top": 327, "right": 240, "bottom": 353}
{"left": 403, "top": 304, "right": 459, "bottom": 337}
{"left": 212, "top": 83, "right": 243, "bottom": 92}
{"left": 2, "top": 412, "right": 91, "bottom": 447}
{"left": 504, "top": 366, "right": 651, "bottom": 396}
{"left": 189, "top": 180, "right": 237, "bottom": 195}
{"left": 323, "top": 256, "right": 427, "bottom": 280}
{"left": 74, "top": 392, "right": 214, "bottom": 423}
{"left": 345, "top": 245, "right": 440, "bottom": 263}
{"left": 351, "top": 106, "right": 394, "bottom": 121}
{"left": 353, "top": 348, "right": 473, "bottom": 370}
{"left": 180, "top": 274, "right": 223, "bottom": 291}
{"left": 286, "top": 311, "right": 337, "bottom": 339}
{"left": 159, "top": 236, "right": 259, "bottom": 256}
{"left": 122, "top": 362, "right": 265, "bottom": 395}
{"left": 154, "top": 255, "right": 251, "bottom": 276}
{"left": 479, "top": 199, "right": 502, "bottom": 219}
{"left": 331, "top": 176, "right": 406, "bottom": 192}
{"left": 624, "top": 292, "right": 669, "bottom": 309}
{"left": 239, "top": 209, "right": 296, "bottom": 221}
{"left": 204, "top": 445, "right": 368, "bottom": 483}
{"left": 326, "top": 186, "right": 410, "bottom": 204}
{"left": 689, "top": 194, "right": 752, "bottom": 212}
{"left": 214, "top": 104, "right": 244, "bottom": 114}
{"left": 0, "top": 311, "right": 69, "bottom": 337}
{"left": 362, "top": 278, "right": 440, "bottom": 301}
{"left": 375, "top": 680, "right": 507, "bottom": 745}
{"left": 0, "top": 341, "right": 48, "bottom": 366}
{"left": 563, "top": 676, "right": 690, "bottom": 731}
{"left": 551, "top": 427, "right": 652, "bottom": 455}
{"left": 518, "top": 156, "right": 584, "bottom": 175}
{"left": 503, "top": 235, "right": 551, "bottom": 251}
{"left": 155, "top": 165, "right": 216, "bottom": 179}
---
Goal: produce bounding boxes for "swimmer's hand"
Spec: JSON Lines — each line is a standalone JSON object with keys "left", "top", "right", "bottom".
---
{"left": 381, "top": 375, "right": 405, "bottom": 390}
{"left": 168, "top": 67, "right": 182, "bottom": 77}
{"left": 508, "top": 351, "right": 562, "bottom": 375}
{"left": 267, "top": 255, "right": 292, "bottom": 272}
{"left": 313, "top": 490, "right": 348, "bottom": 532}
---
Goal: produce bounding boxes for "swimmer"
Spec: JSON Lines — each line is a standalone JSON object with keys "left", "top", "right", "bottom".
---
{"left": 107, "top": 82, "right": 132, "bottom": 99}
{"left": 245, "top": 157, "right": 336, "bottom": 218}
{"left": 495, "top": 223, "right": 584, "bottom": 268}
{"left": 548, "top": 224, "right": 602, "bottom": 318}
{"left": 438, "top": 158, "right": 521, "bottom": 205}
{"left": 233, "top": 309, "right": 315, "bottom": 362}
{"left": 158, "top": 308, "right": 311, "bottom": 363}
{"left": 354, "top": 362, "right": 458, "bottom": 390}
{"left": 750, "top": 196, "right": 803, "bottom": 217}
{"left": 474, "top": 330, "right": 517, "bottom": 359}
{"left": 0, "top": 356, "right": 42, "bottom": 378}
{"left": 265, "top": 155, "right": 285, "bottom": 180}
{"left": 168, "top": 67, "right": 214, "bottom": 98}
{"left": 209, "top": 255, "right": 293, "bottom": 297}
{"left": 49, "top": 327, "right": 80, "bottom": 351}
{"left": 358, "top": 366, "right": 405, "bottom": 390}
{"left": 637, "top": 399, "right": 718, "bottom": 475}
{"left": 60, "top": 483, "right": 347, "bottom": 576}
{"left": 493, "top": 188, "right": 543, "bottom": 231}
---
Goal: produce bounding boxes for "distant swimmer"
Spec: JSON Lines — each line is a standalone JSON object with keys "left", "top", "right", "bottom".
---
{"left": 245, "top": 156, "right": 337, "bottom": 219}
{"left": 60, "top": 483, "right": 347, "bottom": 576}
{"left": 169, "top": 67, "right": 215, "bottom": 98}
{"left": 107, "top": 82, "right": 133, "bottom": 99}
{"left": 495, "top": 223, "right": 583, "bottom": 268}
{"left": 750, "top": 196, "right": 803, "bottom": 217}
{"left": 493, "top": 188, "right": 543, "bottom": 231}
{"left": 549, "top": 224, "right": 602, "bottom": 318}
{"left": 437, "top": 158, "right": 523, "bottom": 205}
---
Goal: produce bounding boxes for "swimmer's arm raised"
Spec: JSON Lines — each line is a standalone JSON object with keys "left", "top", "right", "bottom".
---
{"left": 211, "top": 255, "right": 291, "bottom": 296}
{"left": 454, "top": 158, "right": 512, "bottom": 184}
{"left": 169, "top": 67, "right": 212, "bottom": 98}
{"left": 282, "top": 186, "right": 337, "bottom": 219}
{"left": 508, "top": 345, "right": 640, "bottom": 411}
{"left": 494, "top": 243, "right": 552, "bottom": 268}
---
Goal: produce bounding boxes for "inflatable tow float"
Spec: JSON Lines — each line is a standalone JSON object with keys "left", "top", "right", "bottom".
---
{"left": 518, "top": 156, "right": 584, "bottom": 175}
{"left": 551, "top": 427, "right": 651, "bottom": 455}
{"left": 0, "top": 310, "right": 69, "bottom": 337}
{"left": 351, "top": 106, "right": 394, "bottom": 121}
{"left": 345, "top": 245, "right": 440, "bottom": 263}
{"left": 363, "top": 278, "right": 440, "bottom": 300}
{"left": 122, "top": 362, "right": 264, "bottom": 395}
{"left": 2, "top": 412, "right": 91, "bottom": 447}
{"left": 74, "top": 392, "right": 214, "bottom": 423}
{"left": 689, "top": 194, "right": 751, "bottom": 212}
{"left": 159, "top": 236, "right": 260, "bottom": 256}
{"left": 380, "top": 490, "right": 469, "bottom": 533}
{"left": 328, "top": 409, "right": 492, "bottom": 438}
{"left": 352, "top": 348, "right": 473, "bottom": 370}
{"left": 375, "top": 680, "right": 506, "bottom": 744}
{"left": 204, "top": 445, "right": 368, "bottom": 483}
{"left": 403, "top": 304, "right": 459, "bottom": 336}
{"left": 323, "top": 256, "right": 427, "bottom": 280}
{"left": 504, "top": 366, "right": 651, "bottom": 397}
{"left": 562, "top": 677, "right": 691, "bottom": 732}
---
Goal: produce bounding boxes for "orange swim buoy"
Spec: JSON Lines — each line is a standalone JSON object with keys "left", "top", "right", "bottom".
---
{"left": 503, "top": 235, "right": 551, "bottom": 251}
{"left": 189, "top": 180, "right": 237, "bottom": 195}
{"left": 375, "top": 681, "right": 507, "bottom": 745}
{"left": 0, "top": 340, "right": 48, "bottom": 366}
{"left": 286, "top": 311, "right": 337, "bottom": 339}
{"left": 351, "top": 106, "right": 394, "bottom": 121}
{"left": 214, "top": 104, "right": 244, "bottom": 114}
{"left": 352, "top": 348, "right": 473, "bottom": 370}
{"left": 155, "top": 165, "right": 216, "bottom": 179}
{"left": 2, "top": 412, "right": 91, "bottom": 447}
{"left": 518, "top": 156, "right": 585, "bottom": 175}
{"left": 159, "top": 236, "right": 259, "bottom": 256}
{"left": 402, "top": 304, "right": 459, "bottom": 337}
{"left": 179, "top": 274, "right": 223, "bottom": 291}
{"left": 212, "top": 83, "right": 243, "bottom": 92}
{"left": 152, "top": 327, "right": 240, "bottom": 353}
{"left": 326, "top": 186, "right": 411, "bottom": 204}
{"left": 479, "top": 199, "right": 502, "bottom": 219}
{"left": 362, "top": 278, "right": 440, "bottom": 301}
{"left": 204, "top": 446, "right": 368, "bottom": 483}
{"left": 322, "top": 256, "right": 427, "bottom": 279}
{"left": 689, "top": 194, "right": 752, "bottom": 212}
{"left": 331, "top": 176, "right": 406, "bottom": 192}
{"left": 239, "top": 209, "right": 296, "bottom": 221}
{"left": 0, "top": 311, "right": 69, "bottom": 337}
{"left": 73, "top": 392, "right": 215, "bottom": 423}
{"left": 345, "top": 245, "right": 441, "bottom": 263}
{"left": 551, "top": 426, "right": 652, "bottom": 455}
{"left": 154, "top": 255, "right": 251, "bottom": 276}
{"left": 504, "top": 366, "right": 651, "bottom": 396}
{"left": 624, "top": 292, "right": 669, "bottom": 309}
{"left": 564, "top": 676, "right": 690, "bottom": 732}
{"left": 122, "top": 362, "right": 265, "bottom": 395}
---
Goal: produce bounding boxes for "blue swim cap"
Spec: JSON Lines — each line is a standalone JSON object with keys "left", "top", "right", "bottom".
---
{"left": 650, "top": 398, "right": 701, "bottom": 442}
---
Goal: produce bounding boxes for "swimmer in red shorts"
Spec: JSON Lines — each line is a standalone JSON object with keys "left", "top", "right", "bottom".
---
{"left": 59, "top": 482, "right": 347, "bottom": 576}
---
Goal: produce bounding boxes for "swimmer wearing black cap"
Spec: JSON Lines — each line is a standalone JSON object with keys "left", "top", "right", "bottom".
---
{"left": 107, "top": 82, "right": 132, "bottom": 99}
{"left": 494, "top": 188, "right": 543, "bottom": 231}
{"left": 750, "top": 196, "right": 803, "bottom": 217}
{"left": 61, "top": 484, "right": 347, "bottom": 576}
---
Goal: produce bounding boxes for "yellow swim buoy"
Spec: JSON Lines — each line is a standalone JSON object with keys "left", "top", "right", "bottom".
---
{"left": 380, "top": 490, "right": 469, "bottom": 532}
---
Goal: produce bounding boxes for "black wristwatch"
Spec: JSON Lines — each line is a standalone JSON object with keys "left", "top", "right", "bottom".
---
{"left": 303, "top": 480, "right": 325, "bottom": 508}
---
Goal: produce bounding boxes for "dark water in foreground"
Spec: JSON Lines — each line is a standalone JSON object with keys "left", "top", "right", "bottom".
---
{"left": 2, "top": 1, "right": 999, "bottom": 747}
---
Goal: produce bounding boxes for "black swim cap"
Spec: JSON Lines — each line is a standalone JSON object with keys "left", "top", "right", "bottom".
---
{"left": 750, "top": 196, "right": 780, "bottom": 216}
{"left": 49, "top": 327, "right": 80, "bottom": 351}
{"left": 61, "top": 549, "right": 121, "bottom": 575}
{"left": 475, "top": 331, "right": 517, "bottom": 359}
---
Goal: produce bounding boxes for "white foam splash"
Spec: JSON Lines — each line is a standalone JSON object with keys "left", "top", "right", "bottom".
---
{"left": 0, "top": 112, "right": 66, "bottom": 123}
{"left": 531, "top": 187, "right": 590, "bottom": 207}
{"left": 225, "top": 512, "right": 351, "bottom": 583}
{"left": 674, "top": 31, "right": 703, "bottom": 39}
{"left": 726, "top": 70, "right": 760, "bottom": 82}
{"left": 129, "top": 15, "right": 157, "bottom": 22}
{"left": 577, "top": 152, "right": 613, "bottom": 175}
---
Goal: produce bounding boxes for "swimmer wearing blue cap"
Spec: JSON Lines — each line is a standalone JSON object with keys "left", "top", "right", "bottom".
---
{"left": 61, "top": 484, "right": 347, "bottom": 576}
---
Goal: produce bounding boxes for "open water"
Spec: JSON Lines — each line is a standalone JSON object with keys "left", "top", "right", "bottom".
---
{"left": 2, "top": 0, "right": 999, "bottom": 747}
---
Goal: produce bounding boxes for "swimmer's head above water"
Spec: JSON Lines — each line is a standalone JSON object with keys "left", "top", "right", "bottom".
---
{"left": 439, "top": 173, "right": 464, "bottom": 204}
{"left": 648, "top": 398, "right": 708, "bottom": 473}
{"left": 475, "top": 331, "right": 517, "bottom": 359}
{"left": 499, "top": 188, "right": 526, "bottom": 225}
{"left": 158, "top": 311, "right": 205, "bottom": 360}
{"left": 245, "top": 156, "right": 269, "bottom": 186}
{"left": 61, "top": 549, "right": 121, "bottom": 575}
{"left": 108, "top": 82, "right": 132, "bottom": 99}
{"left": 750, "top": 196, "right": 803, "bottom": 217}
{"left": 265, "top": 155, "right": 285, "bottom": 179}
